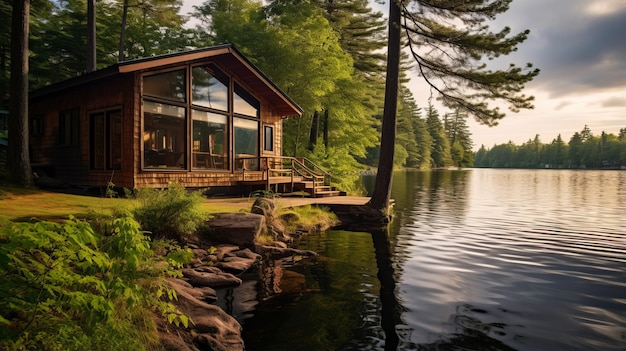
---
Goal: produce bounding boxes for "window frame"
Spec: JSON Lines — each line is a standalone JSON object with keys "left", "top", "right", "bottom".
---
{"left": 141, "top": 63, "right": 264, "bottom": 173}
{"left": 58, "top": 108, "right": 80, "bottom": 147}
{"left": 89, "top": 108, "right": 122, "bottom": 171}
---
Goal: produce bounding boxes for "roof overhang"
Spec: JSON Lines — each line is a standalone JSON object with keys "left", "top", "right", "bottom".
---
{"left": 30, "top": 44, "right": 303, "bottom": 117}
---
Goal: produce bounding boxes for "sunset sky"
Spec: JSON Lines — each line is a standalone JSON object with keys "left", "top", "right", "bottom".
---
{"left": 180, "top": 0, "right": 626, "bottom": 149}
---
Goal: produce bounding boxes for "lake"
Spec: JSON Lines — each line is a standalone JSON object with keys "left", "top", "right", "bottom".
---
{"left": 228, "top": 169, "right": 626, "bottom": 350}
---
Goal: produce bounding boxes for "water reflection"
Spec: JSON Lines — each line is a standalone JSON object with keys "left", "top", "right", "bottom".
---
{"left": 236, "top": 169, "right": 625, "bottom": 350}
{"left": 370, "top": 229, "right": 401, "bottom": 350}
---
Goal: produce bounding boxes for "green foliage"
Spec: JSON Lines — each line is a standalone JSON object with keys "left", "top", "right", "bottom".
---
{"left": 402, "top": 0, "right": 539, "bottom": 125}
{"left": 474, "top": 125, "right": 626, "bottom": 168}
{"left": 131, "top": 182, "right": 208, "bottom": 241}
{"left": 0, "top": 215, "right": 192, "bottom": 350}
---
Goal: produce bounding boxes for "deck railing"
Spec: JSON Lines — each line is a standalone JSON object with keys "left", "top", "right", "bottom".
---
{"left": 236, "top": 155, "right": 331, "bottom": 195}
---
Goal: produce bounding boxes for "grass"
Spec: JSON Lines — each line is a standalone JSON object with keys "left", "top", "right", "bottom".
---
{"left": 0, "top": 185, "right": 253, "bottom": 222}
{"left": 278, "top": 204, "right": 339, "bottom": 234}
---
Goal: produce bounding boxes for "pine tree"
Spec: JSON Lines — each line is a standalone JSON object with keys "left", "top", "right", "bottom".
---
{"left": 367, "top": 0, "right": 538, "bottom": 213}
{"left": 8, "top": 0, "right": 33, "bottom": 187}
{"left": 426, "top": 102, "right": 452, "bottom": 168}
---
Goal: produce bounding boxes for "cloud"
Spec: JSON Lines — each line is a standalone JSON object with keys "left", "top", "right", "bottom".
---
{"left": 554, "top": 101, "right": 572, "bottom": 110}
{"left": 601, "top": 96, "right": 626, "bottom": 108}
{"left": 491, "top": 0, "right": 626, "bottom": 98}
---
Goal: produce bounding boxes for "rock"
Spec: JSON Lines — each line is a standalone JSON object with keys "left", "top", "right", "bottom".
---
{"left": 203, "top": 213, "right": 266, "bottom": 247}
{"left": 250, "top": 197, "right": 276, "bottom": 215}
{"left": 182, "top": 268, "right": 242, "bottom": 288}
{"left": 168, "top": 278, "right": 217, "bottom": 303}
{"left": 169, "top": 278, "right": 244, "bottom": 351}
{"left": 215, "top": 245, "right": 241, "bottom": 257}
{"left": 194, "top": 265, "right": 222, "bottom": 274}
{"left": 230, "top": 248, "right": 261, "bottom": 260}
{"left": 254, "top": 244, "right": 318, "bottom": 259}
{"left": 159, "top": 332, "right": 195, "bottom": 351}
{"left": 216, "top": 256, "right": 257, "bottom": 273}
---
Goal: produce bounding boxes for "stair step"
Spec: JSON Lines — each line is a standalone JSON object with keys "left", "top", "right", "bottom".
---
{"left": 312, "top": 190, "right": 342, "bottom": 198}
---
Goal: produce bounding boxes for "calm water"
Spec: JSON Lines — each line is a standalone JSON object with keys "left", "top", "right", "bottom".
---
{"left": 231, "top": 169, "right": 626, "bottom": 350}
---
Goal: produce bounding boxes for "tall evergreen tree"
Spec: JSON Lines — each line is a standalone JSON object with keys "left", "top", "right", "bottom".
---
{"left": 426, "top": 102, "right": 452, "bottom": 168}
{"left": 395, "top": 87, "right": 419, "bottom": 167}
{"left": 444, "top": 108, "right": 473, "bottom": 167}
{"left": 8, "top": 0, "right": 32, "bottom": 187}
{"left": 568, "top": 132, "right": 583, "bottom": 167}
{"left": 194, "top": 0, "right": 379, "bottom": 184}
{"left": 367, "top": 0, "right": 538, "bottom": 214}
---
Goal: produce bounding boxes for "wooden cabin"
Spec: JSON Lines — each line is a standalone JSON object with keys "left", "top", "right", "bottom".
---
{"left": 28, "top": 44, "right": 311, "bottom": 195}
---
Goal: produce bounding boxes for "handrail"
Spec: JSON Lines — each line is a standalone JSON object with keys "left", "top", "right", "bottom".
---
{"left": 234, "top": 155, "right": 332, "bottom": 195}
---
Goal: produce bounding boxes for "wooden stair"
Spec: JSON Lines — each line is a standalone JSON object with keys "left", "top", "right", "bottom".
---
{"left": 294, "top": 180, "right": 344, "bottom": 197}
{"left": 239, "top": 156, "right": 347, "bottom": 198}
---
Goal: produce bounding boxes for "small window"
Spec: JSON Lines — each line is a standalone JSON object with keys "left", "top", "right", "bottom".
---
{"left": 264, "top": 125, "right": 274, "bottom": 152}
{"left": 59, "top": 109, "right": 79, "bottom": 146}
{"left": 30, "top": 115, "right": 43, "bottom": 137}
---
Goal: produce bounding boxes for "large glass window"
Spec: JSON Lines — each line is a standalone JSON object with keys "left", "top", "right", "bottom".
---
{"left": 90, "top": 109, "right": 122, "bottom": 170}
{"left": 234, "top": 117, "right": 259, "bottom": 170}
{"left": 143, "top": 101, "right": 186, "bottom": 169}
{"left": 234, "top": 83, "right": 259, "bottom": 117}
{"left": 141, "top": 64, "right": 264, "bottom": 172}
{"left": 143, "top": 70, "right": 186, "bottom": 102}
{"left": 192, "top": 110, "right": 227, "bottom": 170}
{"left": 192, "top": 65, "right": 229, "bottom": 111}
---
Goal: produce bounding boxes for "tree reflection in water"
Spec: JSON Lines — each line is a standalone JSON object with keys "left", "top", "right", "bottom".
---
{"left": 368, "top": 228, "right": 519, "bottom": 351}
{"left": 370, "top": 228, "right": 401, "bottom": 351}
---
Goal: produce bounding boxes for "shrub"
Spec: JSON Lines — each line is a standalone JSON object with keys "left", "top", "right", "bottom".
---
{"left": 131, "top": 182, "right": 208, "bottom": 241}
{"left": 0, "top": 215, "right": 192, "bottom": 351}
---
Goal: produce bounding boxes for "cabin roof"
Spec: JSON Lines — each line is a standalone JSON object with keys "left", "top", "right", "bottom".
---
{"left": 30, "top": 44, "right": 303, "bottom": 117}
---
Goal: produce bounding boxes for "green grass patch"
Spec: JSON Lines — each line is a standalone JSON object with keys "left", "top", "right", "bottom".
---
{"left": 278, "top": 205, "right": 339, "bottom": 234}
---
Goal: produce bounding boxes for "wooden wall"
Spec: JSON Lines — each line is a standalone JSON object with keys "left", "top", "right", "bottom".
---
{"left": 29, "top": 74, "right": 136, "bottom": 189}
{"left": 29, "top": 59, "right": 292, "bottom": 191}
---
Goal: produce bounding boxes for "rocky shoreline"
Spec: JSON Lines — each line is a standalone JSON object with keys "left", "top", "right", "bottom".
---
{"left": 157, "top": 198, "right": 320, "bottom": 351}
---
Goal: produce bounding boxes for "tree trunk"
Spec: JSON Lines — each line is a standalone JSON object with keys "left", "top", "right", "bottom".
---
{"left": 366, "top": 0, "right": 401, "bottom": 213}
{"left": 119, "top": 0, "right": 129, "bottom": 62}
{"left": 87, "top": 0, "right": 96, "bottom": 72}
{"left": 371, "top": 229, "right": 400, "bottom": 350}
{"left": 323, "top": 109, "right": 329, "bottom": 148}
{"left": 308, "top": 110, "right": 319, "bottom": 151}
{"left": 8, "top": 0, "right": 33, "bottom": 187}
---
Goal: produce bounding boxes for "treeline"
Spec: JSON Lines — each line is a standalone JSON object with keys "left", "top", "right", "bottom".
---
{"left": 474, "top": 126, "right": 626, "bottom": 169}
{"left": 0, "top": 0, "right": 473, "bottom": 190}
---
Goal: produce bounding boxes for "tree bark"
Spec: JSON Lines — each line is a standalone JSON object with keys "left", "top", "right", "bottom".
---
{"left": 8, "top": 0, "right": 33, "bottom": 187}
{"left": 119, "top": 0, "right": 129, "bottom": 62}
{"left": 308, "top": 110, "right": 319, "bottom": 151}
{"left": 323, "top": 109, "right": 329, "bottom": 148}
{"left": 87, "top": 0, "right": 96, "bottom": 72}
{"left": 366, "top": 0, "right": 401, "bottom": 213}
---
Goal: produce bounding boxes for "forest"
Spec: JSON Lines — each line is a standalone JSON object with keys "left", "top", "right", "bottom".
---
{"left": 0, "top": 0, "right": 478, "bottom": 192}
{"left": 474, "top": 125, "right": 626, "bottom": 169}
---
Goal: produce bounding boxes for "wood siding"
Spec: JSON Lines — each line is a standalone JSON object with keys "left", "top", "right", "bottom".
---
{"left": 29, "top": 48, "right": 299, "bottom": 191}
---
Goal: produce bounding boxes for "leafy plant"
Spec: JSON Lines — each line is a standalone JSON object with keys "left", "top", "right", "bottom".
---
{"left": 131, "top": 181, "right": 208, "bottom": 241}
{"left": 0, "top": 215, "right": 192, "bottom": 350}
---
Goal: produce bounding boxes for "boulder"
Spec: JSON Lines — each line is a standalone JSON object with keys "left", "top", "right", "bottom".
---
{"left": 168, "top": 278, "right": 244, "bottom": 351}
{"left": 216, "top": 256, "right": 257, "bottom": 274}
{"left": 250, "top": 197, "right": 276, "bottom": 216}
{"left": 203, "top": 213, "right": 266, "bottom": 247}
{"left": 182, "top": 268, "right": 242, "bottom": 288}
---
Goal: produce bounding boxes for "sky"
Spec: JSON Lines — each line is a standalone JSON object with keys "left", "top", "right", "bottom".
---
{"left": 180, "top": 0, "right": 626, "bottom": 149}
